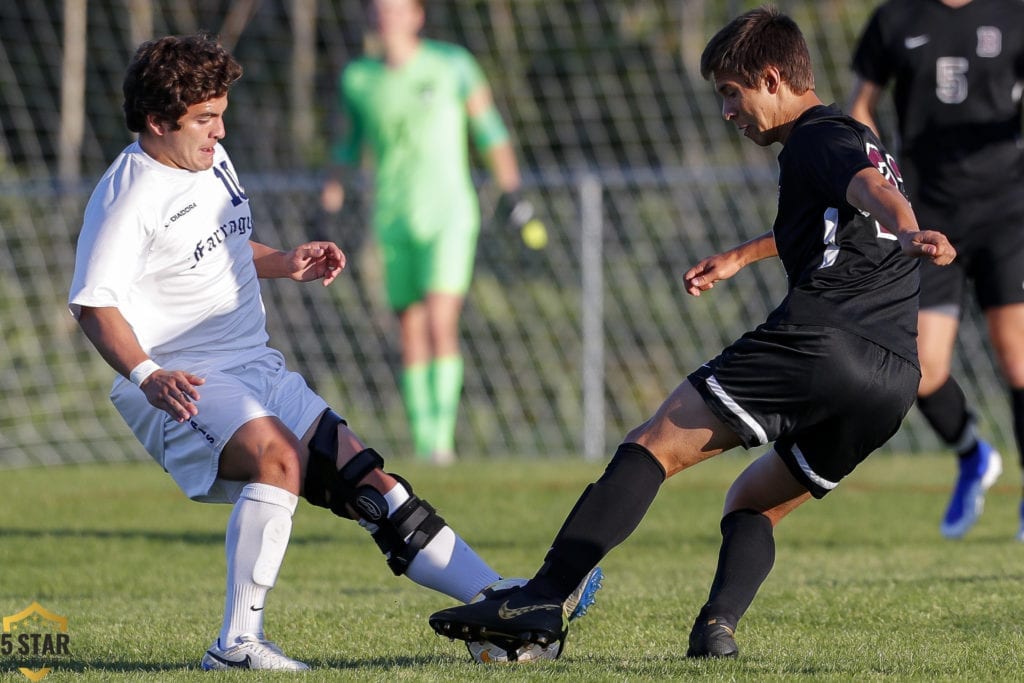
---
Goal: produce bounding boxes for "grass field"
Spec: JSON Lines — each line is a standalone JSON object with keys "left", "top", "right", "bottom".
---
{"left": 1, "top": 453, "right": 1022, "bottom": 681}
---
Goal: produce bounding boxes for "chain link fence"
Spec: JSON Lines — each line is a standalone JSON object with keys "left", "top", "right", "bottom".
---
{"left": 0, "top": 0, "right": 1011, "bottom": 466}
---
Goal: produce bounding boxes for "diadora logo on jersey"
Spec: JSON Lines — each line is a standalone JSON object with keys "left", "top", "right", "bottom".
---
{"left": 976, "top": 27, "right": 1001, "bottom": 58}
{"left": 164, "top": 202, "right": 198, "bottom": 228}
{"left": 904, "top": 35, "right": 929, "bottom": 49}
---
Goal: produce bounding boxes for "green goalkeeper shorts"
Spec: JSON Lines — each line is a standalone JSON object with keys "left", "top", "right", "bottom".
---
{"left": 378, "top": 221, "right": 480, "bottom": 311}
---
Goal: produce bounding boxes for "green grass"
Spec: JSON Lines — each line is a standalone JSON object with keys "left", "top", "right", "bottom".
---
{"left": 0, "top": 453, "right": 1022, "bottom": 681}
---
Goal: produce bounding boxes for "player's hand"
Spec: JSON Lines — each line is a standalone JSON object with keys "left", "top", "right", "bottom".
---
{"left": 899, "top": 229, "right": 956, "bottom": 266}
{"left": 683, "top": 252, "right": 743, "bottom": 296}
{"left": 495, "top": 191, "right": 548, "bottom": 250}
{"left": 140, "top": 369, "right": 205, "bottom": 423}
{"left": 286, "top": 241, "right": 347, "bottom": 285}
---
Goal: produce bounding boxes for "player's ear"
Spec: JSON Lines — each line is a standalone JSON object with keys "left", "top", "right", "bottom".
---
{"left": 144, "top": 113, "right": 169, "bottom": 137}
{"left": 146, "top": 114, "right": 165, "bottom": 137}
{"left": 762, "top": 67, "right": 783, "bottom": 94}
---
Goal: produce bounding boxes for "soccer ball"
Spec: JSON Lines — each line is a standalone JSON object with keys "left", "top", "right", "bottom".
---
{"left": 464, "top": 578, "right": 563, "bottom": 664}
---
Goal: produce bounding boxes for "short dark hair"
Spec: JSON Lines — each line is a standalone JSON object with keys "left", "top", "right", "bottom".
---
{"left": 699, "top": 5, "right": 814, "bottom": 93}
{"left": 122, "top": 33, "right": 242, "bottom": 133}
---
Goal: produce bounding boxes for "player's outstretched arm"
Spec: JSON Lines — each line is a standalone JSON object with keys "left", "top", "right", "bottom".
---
{"left": 77, "top": 306, "right": 204, "bottom": 423}
{"left": 845, "top": 167, "right": 956, "bottom": 266}
{"left": 683, "top": 231, "right": 777, "bottom": 297}
{"left": 250, "top": 240, "right": 347, "bottom": 285}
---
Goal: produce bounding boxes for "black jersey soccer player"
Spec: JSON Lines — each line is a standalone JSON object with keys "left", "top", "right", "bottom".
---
{"left": 427, "top": 6, "right": 956, "bottom": 659}
{"left": 849, "top": 0, "right": 1024, "bottom": 540}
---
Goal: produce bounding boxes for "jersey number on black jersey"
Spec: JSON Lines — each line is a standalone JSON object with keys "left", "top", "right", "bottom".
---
{"left": 864, "top": 141, "right": 904, "bottom": 241}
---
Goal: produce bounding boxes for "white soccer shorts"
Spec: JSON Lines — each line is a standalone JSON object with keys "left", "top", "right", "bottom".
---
{"left": 110, "top": 348, "right": 328, "bottom": 503}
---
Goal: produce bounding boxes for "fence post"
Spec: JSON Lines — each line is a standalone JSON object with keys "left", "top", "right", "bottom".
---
{"left": 59, "top": 0, "right": 87, "bottom": 185}
{"left": 580, "top": 173, "right": 604, "bottom": 461}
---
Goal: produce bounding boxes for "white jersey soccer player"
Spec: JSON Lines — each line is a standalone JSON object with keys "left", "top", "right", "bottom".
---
{"left": 71, "top": 141, "right": 266, "bottom": 364}
{"left": 69, "top": 141, "right": 300, "bottom": 502}
{"left": 69, "top": 34, "right": 601, "bottom": 670}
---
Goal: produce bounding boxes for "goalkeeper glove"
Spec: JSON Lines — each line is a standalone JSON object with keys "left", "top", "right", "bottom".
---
{"left": 494, "top": 191, "right": 548, "bottom": 250}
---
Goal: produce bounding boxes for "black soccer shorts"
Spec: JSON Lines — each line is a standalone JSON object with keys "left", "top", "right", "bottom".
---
{"left": 688, "top": 324, "right": 919, "bottom": 498}
{"left": 914, "top": 197, "right": 1024, "bottom": 311}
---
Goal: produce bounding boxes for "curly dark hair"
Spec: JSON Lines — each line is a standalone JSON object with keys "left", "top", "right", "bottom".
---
{"left": 700, "top": 5, "right": 814, "bottom": 94}
{"left": 122, "top": 33, "right": 242, "bottom": 133}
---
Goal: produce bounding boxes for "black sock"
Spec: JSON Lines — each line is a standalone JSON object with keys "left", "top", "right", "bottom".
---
{"left": 1012, "top": 388, "right": 1024, "bottom": 470}
{"left": 698, "top": 509, "right": 775, "bottom": 628}
{"left": 918, "top": 377, "right": 976, "bottom": 455}
{"left": 527, "top": 442, "right": 666, "bottom": 602}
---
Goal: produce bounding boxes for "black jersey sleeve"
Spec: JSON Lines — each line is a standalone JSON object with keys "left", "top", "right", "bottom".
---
{"left": 784, "top": 118, "right": 874, "bottom": 209}
{"left": 851, "top": 7, "right": 891, "bottom": 86}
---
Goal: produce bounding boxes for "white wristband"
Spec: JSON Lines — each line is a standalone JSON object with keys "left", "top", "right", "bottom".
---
{"left": 129, "top": 359, "right": 161, "bottom": 387}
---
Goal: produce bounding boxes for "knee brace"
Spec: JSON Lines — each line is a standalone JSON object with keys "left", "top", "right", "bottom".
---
{"left": 303, "top": 410, "right": 447, "bottom": 575}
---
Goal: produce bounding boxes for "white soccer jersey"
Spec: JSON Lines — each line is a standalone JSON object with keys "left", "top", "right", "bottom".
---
{"left": 69, "top": 142, "right": 269, "bottom": 365}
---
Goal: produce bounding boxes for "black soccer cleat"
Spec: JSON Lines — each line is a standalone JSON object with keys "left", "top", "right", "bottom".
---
{"left": 686, "top": 614, "right": 739, "bottom": 658}
{"left": 429, "top": 587, "right": 568, "bottom": 647}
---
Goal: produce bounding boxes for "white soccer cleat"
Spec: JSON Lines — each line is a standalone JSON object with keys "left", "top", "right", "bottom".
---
{"left": 201, "top": 634, "right": 310, "bottom": 671}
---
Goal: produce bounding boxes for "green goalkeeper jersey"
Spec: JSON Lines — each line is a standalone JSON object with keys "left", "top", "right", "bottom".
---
{"left": 334, "top": 39, "right": 493, "bottom": 241}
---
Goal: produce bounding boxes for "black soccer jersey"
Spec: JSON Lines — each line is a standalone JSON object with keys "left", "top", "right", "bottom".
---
{"left": 851, "top": 0, "right": 1024, "bottom": 204}
{"left": 767, "top": 104, "right": 920, "bottom": 365}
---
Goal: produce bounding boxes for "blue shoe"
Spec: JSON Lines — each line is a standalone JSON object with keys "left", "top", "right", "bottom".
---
{"left": 1016, "top": 500, "right": 1024, "bottom": 543}
{"left": 565, "top": 566, "right": 603, "bottom": 621}
{"left": 940, "top": 441, "right": 1002, "bottom": 539}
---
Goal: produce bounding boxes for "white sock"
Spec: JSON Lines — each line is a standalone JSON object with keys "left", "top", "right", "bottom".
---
{"left": 220, "top": 483, "right": 298, "bottom": 647}
{"left": 383, "top": 482, "right": 499, "bottom": 603}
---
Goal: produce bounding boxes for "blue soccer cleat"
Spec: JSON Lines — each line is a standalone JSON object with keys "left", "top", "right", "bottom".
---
{"left": 940, "top": 440, "right": 1002, "bottom": 539}
{"left": 565, "top": 566, "right": 604, "bottom": 621}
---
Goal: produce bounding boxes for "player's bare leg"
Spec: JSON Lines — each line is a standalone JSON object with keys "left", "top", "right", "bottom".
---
{"left": 986, "top": 303, "right": 1024, "bottom": 539}
{"left": 918, "top": 310, "right": 1003, "bottom": 538}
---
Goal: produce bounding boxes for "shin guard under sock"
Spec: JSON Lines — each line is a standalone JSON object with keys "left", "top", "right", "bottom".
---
{"left": 528, "top": 442, "right": 666, "bottom": 602}
{"left": 918, "top": 377, "right": 976, "bottom": 454}
{"left": 699, "top": 509, "right": 775, "bottom": 627}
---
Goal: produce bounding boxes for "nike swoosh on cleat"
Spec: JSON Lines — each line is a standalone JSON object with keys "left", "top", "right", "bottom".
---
{"left": 705, "top": 618, "right": 735, "bottom": 635}
{"left": 497, "top": 601, "right": 561, "bottom": 620}
{"left": 208, "top": 652, "right": 252, "bottom": 669}
{"left": 250, "top": 606, "right": 264, "bottom": 611}
{"left": 904, "top": 35, "right": 929, "bottom": 49}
